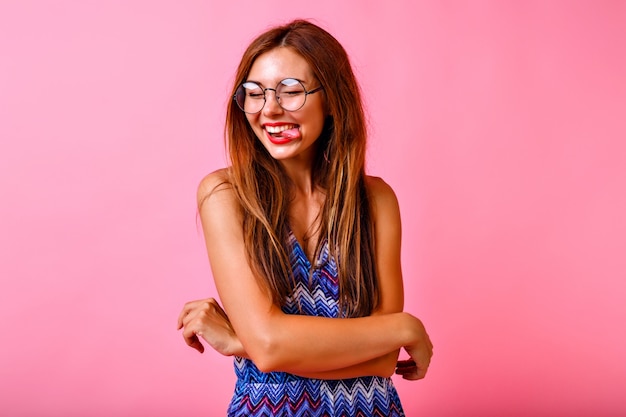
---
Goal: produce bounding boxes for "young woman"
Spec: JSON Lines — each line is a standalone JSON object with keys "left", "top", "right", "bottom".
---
{"left": 177, "top": 19, "right": 433, "bottom": 416}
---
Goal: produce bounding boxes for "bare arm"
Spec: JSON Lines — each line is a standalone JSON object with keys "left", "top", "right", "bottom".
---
{"left": 182, "top": 171, "right": 431, "bottom": 376}
{"left": 294, "top": 176, "right": 406, "bottom": 379}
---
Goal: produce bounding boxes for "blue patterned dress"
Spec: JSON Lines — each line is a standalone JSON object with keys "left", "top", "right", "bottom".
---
{"left": 226, "top": 231, "right": 405, "bottom": 417}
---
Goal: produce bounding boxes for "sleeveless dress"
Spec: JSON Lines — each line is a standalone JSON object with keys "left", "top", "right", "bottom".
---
{"left": 226, "top": 231, "right": 405, "bottom": 417}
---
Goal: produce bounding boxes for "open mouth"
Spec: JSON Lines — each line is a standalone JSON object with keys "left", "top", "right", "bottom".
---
{"left": 265, "top": 124, "right": 298, "bottom": 134}
{"left": 264, "top": 124, "right": 300, "bottom": 139}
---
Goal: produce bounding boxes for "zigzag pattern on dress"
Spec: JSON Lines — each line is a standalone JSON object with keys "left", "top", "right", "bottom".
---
{"left": 226, "top": 230, "right": 405, "bottom": 417}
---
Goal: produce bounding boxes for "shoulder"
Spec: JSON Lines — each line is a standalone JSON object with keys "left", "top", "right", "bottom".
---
{"left": 365, "top": 175, "right": 400, "bottom": 214}
{"left": 197, "top": 168, "right": 234, "bottom": 206}
{"left": 197, "top": 168, "right": 230, "bottom": 198}
{"left": 365, "top": 175, "right": 402, "bottom": 235}
{"left": 196, "top": 168, "right": 243, "bottom": 222}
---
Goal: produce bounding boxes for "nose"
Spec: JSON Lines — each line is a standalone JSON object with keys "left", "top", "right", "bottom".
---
{"left": 262, "top": 88, "right": 283, "bottom": 116}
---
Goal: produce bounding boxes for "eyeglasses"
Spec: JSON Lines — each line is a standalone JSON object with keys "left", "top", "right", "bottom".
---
{"left": 234, "top": 78, "right": 323, "bottom": 114}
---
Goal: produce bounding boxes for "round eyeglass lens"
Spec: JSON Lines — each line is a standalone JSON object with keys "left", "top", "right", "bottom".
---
{"left": 235, "top": 82, "right": 265, "bottom": 114}
{"left": 276, "top": 78, "right": 306, "bottom": 111}
{"left": 234, "top": 78, "right": 308, "bottom": 113}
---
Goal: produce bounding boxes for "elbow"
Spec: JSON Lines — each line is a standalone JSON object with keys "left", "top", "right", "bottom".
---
{"left": 242, "top": 333, "right": 283, "bottom": 373}
{"left": 238, "top": 313, "right": 290, "bottom": 373}
{"left": 252, "top": 356, "right": 279, "bottom": 374}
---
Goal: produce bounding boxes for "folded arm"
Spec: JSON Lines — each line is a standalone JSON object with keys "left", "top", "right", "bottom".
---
{"left": 180, "top": 172, "right": 432, "bottom": 378}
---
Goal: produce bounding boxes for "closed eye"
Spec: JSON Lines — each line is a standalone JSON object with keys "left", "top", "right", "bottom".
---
{"left": 281, "top": 91, "right": 305, "bottom": 97}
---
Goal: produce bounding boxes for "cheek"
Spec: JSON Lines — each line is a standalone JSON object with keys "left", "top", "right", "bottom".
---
{"left": 245, "top": 115, "right": 264, "bottom": 138}
{"left": 302, "top": 112, "right": 326, "bottom": 138}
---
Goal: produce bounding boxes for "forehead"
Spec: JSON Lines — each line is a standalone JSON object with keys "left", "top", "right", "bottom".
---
{"left": 247, "top": 47, "right": 314, "bottom": 85}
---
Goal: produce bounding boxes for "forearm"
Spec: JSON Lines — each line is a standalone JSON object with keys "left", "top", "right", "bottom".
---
{"left": 291, "top": 350, "right": 400, "bottom": 380}
{"left": 241, "top": 312, "right": 419, "bottom": 374}
{"left": 226, "top": 322, "right": 401, "bottom": 379}
{"left": 233, "top": 346, "right": 399, "bottom": 380}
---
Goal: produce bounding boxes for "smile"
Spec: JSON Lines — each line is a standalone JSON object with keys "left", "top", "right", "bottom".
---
{"left": 264, "top": 124, "right": 299, "bottom": 134}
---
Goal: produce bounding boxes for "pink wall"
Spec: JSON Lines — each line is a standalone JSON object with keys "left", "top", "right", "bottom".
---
{"left": 1, "top": 1, "right": 624, "bottom": 416}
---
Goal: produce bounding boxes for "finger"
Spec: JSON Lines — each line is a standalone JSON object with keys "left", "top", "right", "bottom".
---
{"left": 395, "top": 366, "right": 418, "bottom": 380}
{"left": 177, "top": 298, "right": 216, "bottom": 329}
{"left": 396, "top": 359, "right": 416, "bottom": 368}
{"left": 177, "top": 300, "right": 202, "bottom": 329}
{"left": 181, "top": 307, "right": 204, "bottom": 329}
{"left": 176, "top": 309, "right": 186, "bottom": 329}
{"left": 396, "top": 365, "right": 416, "bottom": 374}
{"left": 402, "top": 353, "right": 430, "bottom": 380}
{"left": 182, "top": 327, "right": 205, "bottom": 353}
{"left": 395, "top": 366, "right": 417, "bottom": 378}
{"left": 183, "top": 332, "right": 204, "bottom": 353}
{"left": 397, "top": 367, "right": 421, "bottom": 381}
{"left": 181, "top": 311, "right": 215, "bottom": 338}
{"left": 183, "top": 299, "right": 228, "bottom": 330}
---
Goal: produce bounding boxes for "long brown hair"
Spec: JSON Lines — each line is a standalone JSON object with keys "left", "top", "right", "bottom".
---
{"left": 222, "top": 19, "right": 378, "bottom": 317}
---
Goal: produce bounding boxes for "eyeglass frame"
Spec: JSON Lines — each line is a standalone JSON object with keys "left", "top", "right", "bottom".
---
{"left": 233, "top": 78, "right": 324, "bottom": 114}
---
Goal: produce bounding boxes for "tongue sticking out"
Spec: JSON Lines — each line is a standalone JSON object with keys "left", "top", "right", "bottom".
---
{"left": 280, "top": 127, "right": 300, "bottom": 139}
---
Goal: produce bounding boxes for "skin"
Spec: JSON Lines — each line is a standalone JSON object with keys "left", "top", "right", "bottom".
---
{"left": 177, "top": 47, "right": 433, "bottom": 380}
{"left": 243, "top": 48, "right": 328, "bottom": 256}
{"left": 244, "top": 48, "right": 327, "bottom": 178}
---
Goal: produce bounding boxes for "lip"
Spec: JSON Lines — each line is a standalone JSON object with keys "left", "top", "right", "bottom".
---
{"left": 263, "top": 122, "right": 295, "bottom": 127}
{"left": 265, "top": 129, "right": 293, "bottom": 145}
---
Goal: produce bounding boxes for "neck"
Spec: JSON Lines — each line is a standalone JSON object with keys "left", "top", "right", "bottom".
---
{"left": 279, "top": 147, "right": 319, "bottom": 197}
{"left": 282, "top": 164, "right": 314, "bottom": 197}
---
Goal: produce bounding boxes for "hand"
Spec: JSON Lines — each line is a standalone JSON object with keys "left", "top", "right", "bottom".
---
{"left": 395, "top": 358, "right": 418, "bottom": 380}
{"left": 397, "top": 318, "right": 433, "bottom": 380}
{"left": 176, "top": 298, "right": 245, "bottom": 356}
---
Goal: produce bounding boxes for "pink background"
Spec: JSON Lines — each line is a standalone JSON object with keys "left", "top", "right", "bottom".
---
{"left": 1, "top": 1, "right": 625, "bottom": 416}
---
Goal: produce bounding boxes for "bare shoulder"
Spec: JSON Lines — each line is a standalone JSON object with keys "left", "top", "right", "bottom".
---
{"left": 365, "top": 175, "right": 400, "bottom": 217}
{"left": 196, "top": 168, "right": 243, "bottom": 229}
{"left": 197, "top": 168, "right": 235, "bottom": 207}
